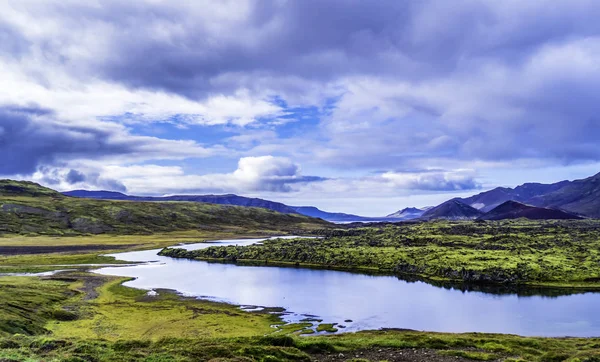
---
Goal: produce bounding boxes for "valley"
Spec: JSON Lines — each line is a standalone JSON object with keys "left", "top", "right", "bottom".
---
{"left": 3, "top": 180, "right": 600, "bottom": 361}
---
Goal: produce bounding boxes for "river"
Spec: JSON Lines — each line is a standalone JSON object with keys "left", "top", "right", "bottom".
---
{"left": 95, "top": 236, "right": 600, "bottom": 337}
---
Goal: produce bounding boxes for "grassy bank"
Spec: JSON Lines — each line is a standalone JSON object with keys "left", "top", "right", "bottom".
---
{"left": 160, "top": 220, "right": 600, "bottom": 287}
{"left": 3, "top": 331, "right": 600, "bottom": 361}
{"left": 0, "top": 231, "right": 316, "bottom": 273}
{"left": 2, "top": 273, "right": 600, "bottom": 361}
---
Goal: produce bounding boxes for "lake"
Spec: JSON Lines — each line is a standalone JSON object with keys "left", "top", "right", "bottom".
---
{"left": 96, "top": 236, "right": 600, "bottom": 337}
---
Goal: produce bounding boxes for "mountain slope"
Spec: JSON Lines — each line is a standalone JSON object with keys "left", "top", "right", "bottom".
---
{"left": 1, "top": 181, "right": 330, "bottom": 235}
{"left": 421, "top": 199, "right": 483, "bottom": 220}
{"left": 527, "top": 173, "right": 600, "bottom": 217}
{"left": 64, "top": 190, "right": 381, "bottom": 221}
{"left": 479, "top": 201, "right": 582, "bottom": 221}
{"left": 459, "top": 172, "right": 600, "bottom": 217}
{"left": 63, "top": 190, "right": 299, "bottom": 214}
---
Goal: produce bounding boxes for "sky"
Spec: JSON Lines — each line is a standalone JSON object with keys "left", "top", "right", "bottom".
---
{"left": 2, "top": 0, "right": 600, "bottom": 216}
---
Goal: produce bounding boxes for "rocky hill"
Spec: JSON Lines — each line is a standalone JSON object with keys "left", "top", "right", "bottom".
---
{"left": 63, "top": 190, "right": 299, "bottom": 214}
{"left": 1, "top": 180, "right": 330, "bottom": 235}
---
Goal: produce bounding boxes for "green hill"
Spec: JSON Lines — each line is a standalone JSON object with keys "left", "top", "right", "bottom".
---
{"left": 0, "top": 179, "right": 63, "bottom": 197}
{"left": 0, "top": 180, "right": 330, "bottom": 236}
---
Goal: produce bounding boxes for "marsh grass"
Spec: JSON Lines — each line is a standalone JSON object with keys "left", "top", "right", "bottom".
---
{"left": 162, "top": 220, "right": 600, "bottom": 287}
{"left": 2, "top": 274, "right": 600, "bottom": 361}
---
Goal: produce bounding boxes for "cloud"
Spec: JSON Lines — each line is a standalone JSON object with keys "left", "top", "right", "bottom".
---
{"left": 45, "top": 156, "right": 326, "bottom": 195}
{"left": 34, "top": 167, "right": 127, "bottom": 193}
{"left": 65, "top": 169, "right": 86, "bottom": 184}
{"left": 0, "top": 105, "right": 217, "bottom": 175}
{"left": 381, "top": 170, "right": 480, "bottom": 191}
{"left": 2, "top": 0, "right": 600, "bottom": 207}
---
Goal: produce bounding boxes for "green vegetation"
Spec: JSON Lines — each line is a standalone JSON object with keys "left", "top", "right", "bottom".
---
{"left": 316, "top": 323, "right": 338, "bottom": 333}
{"left": 3, "top": 181, "right": 600, "bottom": 360}
{"left": 161, "top": 220, "right": 600, "bottom": 287}
{"left": 0, "top": 231, "right": 297, "bottom": 273}
{"left": 2, "top": 273, "right": 600, "bottom": 361}
{"left": 0, "top": 181, "right": 329, "bottom": 236}
{"left": 0, "top": 276, "right": 76, "bottom": 335}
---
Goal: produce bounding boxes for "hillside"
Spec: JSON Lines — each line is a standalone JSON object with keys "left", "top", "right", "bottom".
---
{"left": 527, "top": 172, "right": 600, "bottom": 217}
{"left": 0, "top": 180, "right": 63, "bottom": 198}
{"left": 63, "top": 190, "right": 299, "bottom": 214}
{"left": 421, "top": 199, "right": 483, "bottom": 220}
{"left": 458, "top": 172, "right": 600, "bottom": 217}
{"left": 0, "top": 181, "right": 330, "bottom": 235}
{"left": 478, "top": 201, "right": 582, "bottom": 221}
{"left": 63, "top": 189, "right": 389, "bottom": 222}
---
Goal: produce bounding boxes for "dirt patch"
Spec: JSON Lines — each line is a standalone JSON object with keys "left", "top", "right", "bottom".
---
{"left": 312, "top": 347, "right": 499, "bottom": 361}
{"left": 79, "top": 275, "right": 110, "bottom": 301}
{"left": 0, "top": 244, "right": 138, "bottom": 255}
{"left": 45, "top": 273, "right": 110, "bottom": 301}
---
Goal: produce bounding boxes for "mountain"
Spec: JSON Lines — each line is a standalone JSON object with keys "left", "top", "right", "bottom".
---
{"left": 527, "top": 172, "right": 600, "bottom": 218}
{"left": 1, "top": 180, "right": 329, "bottom": 235}
{"left": 289, "top": 206, "right": 371, "bottom": 222}
{"left": 63, "top": 190, "right": 130, "bottom": 199}
{"left": 459, "top": 172, "right": 600, "bottom": 217}
{"left": 64, "top": 190, "right": 383, "bottom": 222}
{"left": 460, "top": 182, "right": 569, "bottom": 212}
{"left": 421, "top": 199, "right": 484, "bottom": 220}
{"left": 386, "top": 207, "right": 425, "bottom": 219}
{"left": 63, "top": 190, "right": 299, "bottom": 214}
{"left": 478, "top": 201, "right": 582, "bottom": 221}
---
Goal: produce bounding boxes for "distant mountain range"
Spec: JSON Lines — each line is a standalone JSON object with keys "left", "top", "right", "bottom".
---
{"left": 458, "top": 172, "right": 600, "bottom": 218}
{"left": 63, "top": 171, "right": 600, "bottom": 222}
{"left": 63, "top": 190, "right": 298, "bottom": 214}
{"left": 63, "top": 190, "right": 381, "bottom": 222}
{"left": 419, "top": 199, "right": 581, "bottom": 221}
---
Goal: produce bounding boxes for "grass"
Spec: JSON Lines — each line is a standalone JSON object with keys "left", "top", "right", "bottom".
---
{"left": 2, "top": 273, "right": 600, "bottom": 360}
{"left": 2, "top": 328, "right": 600, "bottom": 361}
{"left": 0, "top": 231, "right": 317, "bottom": 273}
{"left": 316, "top": 323, "right": 338, "bottom": 333}
{"left": 0, "top": 276, "right": 76, "bottom": 335}
{"left": 2, "top": 182, "right": 600, "bottom": 360}
{"left": 161, "top": 220, "right": 600, "bottom": 287}
{"left": 0, "top": 182, "right": 329, "bottom": 236}
{"left": 48, "top": 275, "right": 290, "bottom": 340}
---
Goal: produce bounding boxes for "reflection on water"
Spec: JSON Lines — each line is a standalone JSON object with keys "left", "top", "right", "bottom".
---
{"left": 96, "top": 237, "right": 600, "bottom": 337}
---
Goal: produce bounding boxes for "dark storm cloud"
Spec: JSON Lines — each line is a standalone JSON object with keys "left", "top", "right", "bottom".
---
{"left": 0, "top": 106, "right": 132, "bottom": 174}
{"left": 75, "top": 1, "right": 600, "bottom": 94}
{"left": 65, "top": 169, "right": 86, "bottom": 183}
{"left": 0, "top": 106, "right": 209, "bottom": 175}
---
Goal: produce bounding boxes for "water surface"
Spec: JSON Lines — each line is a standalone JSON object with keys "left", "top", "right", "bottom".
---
{"left": 96, "top": 237, "right": 600, "bottom": 337}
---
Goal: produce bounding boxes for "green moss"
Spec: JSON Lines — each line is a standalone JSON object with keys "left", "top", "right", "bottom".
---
{"left": 0, "top": 187, "right": 329, "bottom": 237}
{"left": 438, "top": 350, "right": 498, "bottom": 360}
{"left": 316, "top": 323, "right": 338, "bottom": 333}
{"left": 162, "top": 220, "right": 600, "bottom": 287}
{"left": 0, "top": 276, "right": 76, "bottom": 336}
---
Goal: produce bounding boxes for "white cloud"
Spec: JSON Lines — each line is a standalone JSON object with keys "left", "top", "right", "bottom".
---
{"left": 39, "top": 156, "right": 323, "bottom": 195}
{"left": 381, "top": 170, "right": 479, "bottom": 191}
